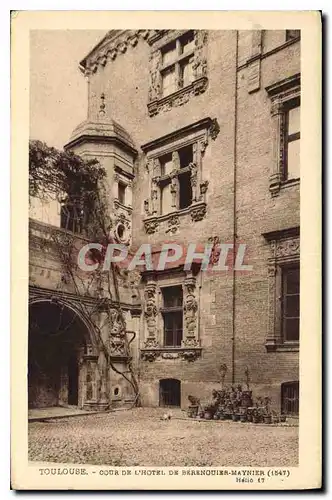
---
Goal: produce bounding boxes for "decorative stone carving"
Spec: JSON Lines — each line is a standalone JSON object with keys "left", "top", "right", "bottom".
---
{"left": 161, "top": 352, "right": 179, "bottom": 359}
{"left": 209, "top": 118, "right": 220, "bottom": 141}
{"left": 148, "top": 49, "right": 163, "bottom": 102}
{"left": 140, "top": 347, "right": 202, "bottom": 362}
{"left": 190, "top": 203, "right": 207, "bottom": 221}
{"left": 141, "top": 350, "right": 159, "bottom": 362}
{"left": 151, "top": 177, "right": 159, "bottom": 215}
{"left": 144, "top": 282, "right": 158, "bottom": 338}
{"left": 266, "top": 74, "right": 301, "bottom": 196}
{"left": 147, "top": 31, "right": 209, "bottom": 117}
{"left": 144, "top": 218, "right": 159, "bottom": 234}
{"left": 180, "top": 350, "right": 201, "bottom": 362}
{"left": 207, "top": 236, "right": 221, "bottom": 266}
{"left": 183, "top": 275, "right": 198, "bottom": 345}
{"left": 189, "top": 162, "right": 198, "bottom": 202}
{"left": 263, "top": 228, "right": 300, "bottom": 352}
{"left": 275, "top": 238, "right": 300, "bottom": 258}
{"left": 170, "top": 178, "right": 178, "bottom": 208}
{"left": 166, "top": 215, "right": 180, "bottom": 235}
{"left": 144, "top": 199, "right": 150, "bottom": 216}
{"left": 85, "top": 30, "right": 161, "bottom": 75}
{"left": 107, "top": 308, "right": 127, "bottom": 357}
{"left": 192, "top": 30, "right": 208, "bottom": 79}
{"left": 199, "top": 180, "right": 209, "bottom": 202}
{"left": 182, "top": 337, "right": 200, "bottom": 348}
{"left": 99, "top": 92, "right": 106, "bottom": 116}
{"left": 143, "top": 337, "right": 159, "bottom": 349}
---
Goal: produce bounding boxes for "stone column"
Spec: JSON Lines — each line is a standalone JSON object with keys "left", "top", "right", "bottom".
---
{"left": 182, "top": 273, "right": 200, "bottom": 348}
{"left": 269, "top": 100, "right": 284, "bottom": 196}
{"left": 143, "top": 280, "right": 159, "bottom": 348}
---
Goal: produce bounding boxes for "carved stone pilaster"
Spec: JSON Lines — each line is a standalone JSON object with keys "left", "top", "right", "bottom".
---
{"left": 107, "top": 308, "right": 127, "bottom": 357}
{"left": 189, "top": 162, "right": 198, "bottom": 202}
{"left": 144, "top": 281, "right": 158, "bottom": 339}
{"left": 182, "top": 274, "right": 199, "bottom": 347}
{"left": 192, "top": 30, "right": 208, "bottom": 79}
{"left": 148, "top": 49, "right": 163, "bottom": 102}
{"left": 170, "top": 178, "right": 178, "bottom": 208}
{"left": 151, "top": 177, "right": 160, "bottom": 215}
{"left": 269, "top": 102, "right": 285, "bottom": 195}
{"left": 266, "top": 73, "right": 301, "bottom": 196}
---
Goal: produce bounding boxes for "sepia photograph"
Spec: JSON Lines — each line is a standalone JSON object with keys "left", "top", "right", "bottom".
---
{"left": 11, "top": 10, "right": 321, "bottom": 490}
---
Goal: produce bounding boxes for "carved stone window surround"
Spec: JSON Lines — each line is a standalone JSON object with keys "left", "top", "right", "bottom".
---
{"left": 142, "top": 118, "right": 219, "bottom": 232}
{"left": 263, "top": 227, "right": 300, "bottom": 352}
{"left": 147, "top": 30, "right": 208, "bottom": 117}
{"left": 266, "top": 73, "right": 301, "bottom": 196}
{"left": 140, "top": 271, "right": 202, "bottom": 361}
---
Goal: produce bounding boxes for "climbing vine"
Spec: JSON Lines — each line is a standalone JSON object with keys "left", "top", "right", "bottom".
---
{"left": 29, "top": 140, "right": 141, "bottom": 407}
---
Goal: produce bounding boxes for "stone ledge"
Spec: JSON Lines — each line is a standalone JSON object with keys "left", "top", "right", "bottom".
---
{"left": 140, "top": 347, "right": 202, "bottom": 362}
{"left": 143, "top": 201, "right": 207, "bottom": 234}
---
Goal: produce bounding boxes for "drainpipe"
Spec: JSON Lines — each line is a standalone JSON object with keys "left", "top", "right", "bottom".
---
{"left": 231, "top": 31, "right": 239, "bottom": 385}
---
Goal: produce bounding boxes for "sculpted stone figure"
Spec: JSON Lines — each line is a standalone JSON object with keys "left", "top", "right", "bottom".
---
{"left": 184, "top": 283, "right": 198, "bottom": 335}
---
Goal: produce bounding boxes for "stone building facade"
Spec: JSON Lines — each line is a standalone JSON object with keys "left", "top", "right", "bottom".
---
{"left": 29, "top": 29, "right": 300, "bottom": 414}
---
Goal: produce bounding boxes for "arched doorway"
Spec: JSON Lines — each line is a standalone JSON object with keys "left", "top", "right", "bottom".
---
{"left": 28, "top": 299, "right": 93, "bottom": 409}
{"left": 159, "top": 379, "right": 181, "bottom": 407}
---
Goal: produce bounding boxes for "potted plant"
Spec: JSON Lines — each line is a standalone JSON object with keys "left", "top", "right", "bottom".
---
{"left": 204, "top": 405, "right": 214, "bottom": 420}
{"left": 242, "top": 366, "right": 253, "bottom": 405}
{"left": 232, "top": 412, "right": 240, "bottom": 422}
{"left": 219, "top": 363, "right": 227, "bottom": 390}
{"left": 187, "top": 395, "right": 200, "bottom": 418}
{"left": 280, "top": 414, "right": 287, "bottom": 423}
{"left": 262, "top": 397, "right": 272, "bottom": 424}
{"left": 272, "top": 410, "right": 280, "bottom": 424}
{"left": 252, "top": 408, "right": 261, "bottom": 423}
{"left": 247, "top": 407, "right": 254, "bottom": 422}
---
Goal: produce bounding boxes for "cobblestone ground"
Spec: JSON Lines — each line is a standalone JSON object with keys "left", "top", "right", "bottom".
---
{"left": 29, "top": 408, "right": 298, "bottom": 467}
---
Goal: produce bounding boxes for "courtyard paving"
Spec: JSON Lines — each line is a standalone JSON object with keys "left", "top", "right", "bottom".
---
{"left": 28, "top": 408, "right": 298, "bottom": 467}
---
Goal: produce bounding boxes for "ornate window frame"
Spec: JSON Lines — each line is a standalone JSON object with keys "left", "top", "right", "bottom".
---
{"left": 265, "top": 73, "right": 301, "bottom": 196}
{"left": 140, "top": 270, "right": 202, "bottom": 362}
{"left": 141, "top": 117, "right": 219, "bottom": 235}
{"left": 263, "top": 227, "right": 300, "bottom": 352}
{"left": 147, "top": 30, "right": 208, "bottom": 117}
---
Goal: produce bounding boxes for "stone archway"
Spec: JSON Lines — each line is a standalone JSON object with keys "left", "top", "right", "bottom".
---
{"left": 28, "top": 299, "right": 97, "bottom": 409}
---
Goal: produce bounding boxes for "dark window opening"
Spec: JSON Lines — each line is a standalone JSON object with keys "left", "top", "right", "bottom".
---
{"left": 118, "top": 182, "right": 126, "bottom": 205}
{"left": 60, "top": 201, "right": 84, "bottom": 234}
{"left": 286, "top": 30, "right": 301, "bottom": 41}
{"left": 163, "top": 285, "right": 183, "bottom": 308}
{"left": 179, "top": 31, "right": 195, "bottom": 54}
{"left": 282, "top": 265, "right": 300, "bottom": 342}
{"left": 179, "top": 171, "right": 193, "bottom": 209}
{"left": 281, "top": 381, "right": 299, "bottom": 415}
{"left": 162, "top": 286, "right": 183, "bottom": 347}
{"left": 179, "top": 144, "right": 193, "bottom": 169}
{"left": 159, "top": 378, "right": 181, "bottom": 407}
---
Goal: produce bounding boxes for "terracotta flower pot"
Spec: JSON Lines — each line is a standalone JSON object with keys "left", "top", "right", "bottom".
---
{"left": 240, "top": 414, "right": 247, "bottom": 423}
{"left": 204, "top": 411, "right": 212, "bottom": 420}
{"left": 263, "top": 415, "right": 272, "bottom": 424}
{"left": 232, "top": 414, "right": 240, "bottom": 422}
{"left": 187, "top": 405, "right": 199, "bottom": 418}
